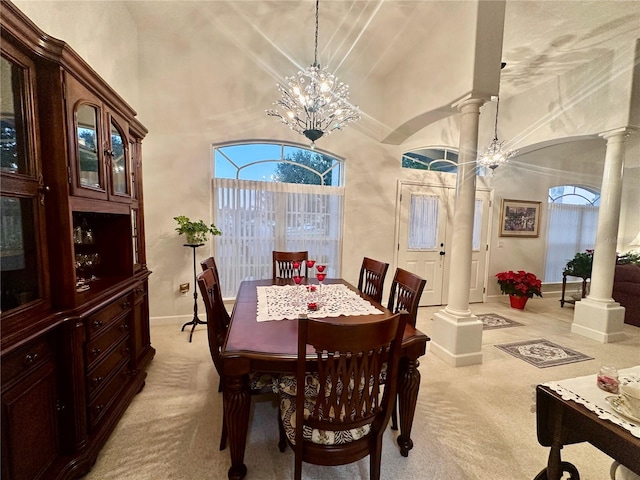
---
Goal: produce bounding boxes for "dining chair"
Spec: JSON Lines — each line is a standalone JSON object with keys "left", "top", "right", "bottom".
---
{"left": 272, "top": 250, "right": 308, "bottom": 281}
{"left": 387, "top": 268, "right": 426, "bottom": 328}
{"left": 277, "top": 313, "right": 406, "bottom": 480}
{"left": 200, "top": 256, "right": 229, "bottom": 331}
{"left": 197, "top": 269, "right": 279, "bottom": 451}
{"left": 357, "top": 257, "right": 389, "bottom": 304}
{"left": 386, "top": 267, "right": 426, "bottom": 431}
{"left": 200, "top": 256, "right": 219, "bottom": 278}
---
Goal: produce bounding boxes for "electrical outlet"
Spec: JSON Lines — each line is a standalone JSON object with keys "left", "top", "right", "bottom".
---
{"left": 179, "top": 283, "right": 189, "bottom": 295}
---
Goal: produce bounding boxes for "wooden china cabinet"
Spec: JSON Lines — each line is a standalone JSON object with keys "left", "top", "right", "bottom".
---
{"left": 0, "top": 3, "right": 155, "bottom": 479}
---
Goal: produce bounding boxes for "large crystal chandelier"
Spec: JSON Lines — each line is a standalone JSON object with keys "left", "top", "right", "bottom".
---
{"left": 477, "top": 64, "right": 517, "bottom": 170}
{"left": 266, "top": 0, "right": 360, "bottom": 147}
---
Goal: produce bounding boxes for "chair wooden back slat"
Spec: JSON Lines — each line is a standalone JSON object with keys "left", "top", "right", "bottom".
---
{"left": 357, "top": 257, "right": 389, "bottom": 304}
{"left": 272, "top": 250, "right": 308, "bottom": 280}
{"left": 387, "top": 268, "right": 426, "bottom": 328}
{"left": 292, "top": 313, "right": 405, "bottom": 479}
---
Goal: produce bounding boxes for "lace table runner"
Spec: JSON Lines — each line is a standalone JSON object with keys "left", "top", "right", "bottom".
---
{"left": 543, "top": 365, "right": 640, "bottom": 438}
{"left": 256, "top": 284, "right": 384, "bottom": 322}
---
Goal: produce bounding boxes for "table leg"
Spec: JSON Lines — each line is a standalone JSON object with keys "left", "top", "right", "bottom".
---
{"left": 541, "top": 399, "right": 580, "bottom": 480}
{"left": 224, "top": 373, "right": 251, "bottom": 480}
{"left": 396, "top": 355, "right": 421, "bottom": 457}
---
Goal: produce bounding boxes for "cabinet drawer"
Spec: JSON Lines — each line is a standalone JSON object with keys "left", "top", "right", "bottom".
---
{"left": 87, "top": 297, "right": 131, "bottom": 339}
{"left": 86, "top": 336, "right": 130, "bottom": 399}
{"left": 85, "top": 314, "right": 129, "bottom": 371}
{"left": 88, "top": 360, "right": 130, "bottom": 431}
{"left": 1, "top": 336, "right": 53, "bottom": 388}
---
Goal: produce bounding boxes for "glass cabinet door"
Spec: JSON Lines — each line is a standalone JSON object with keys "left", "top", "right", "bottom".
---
{"left": 1, "top": 47, "right": 48, "bottom": 315}
{"left": 129, "top": 139, "right": 137, "bottom": 200}
{"left": 1, "top": 196, "right": 41, "bottom": 310}
{"left": 76, "top": 104, "right": 102, "bottom": 189}
{"left": 110, "top": 118, "right": 128, "bottom": 195}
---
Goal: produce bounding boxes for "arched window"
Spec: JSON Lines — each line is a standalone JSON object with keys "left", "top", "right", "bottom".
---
{"left": 402, "top": 147, "right": 459, "bottom": 173}
{"left": 544, "top": 185, "right": 600, "bottom": 282}
{"left": 212, "top": 142, "right": 344, "bottom": 297}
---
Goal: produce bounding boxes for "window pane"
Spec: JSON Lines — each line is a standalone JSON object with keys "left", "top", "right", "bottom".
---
{"left": 1, "top": 196, "right": 40, "bottom": 310}
{"left": 212, "top": 143, "right": 344, "bottom": 297}
{"left": 402, "top": 147, "right": 460, "bottom": 174}
{"left": 408, "top": 194, "right": 438, "bottom": 249}
{"left": 0, "top": 55, "right": 29, "bottom": 175}
{"left": 544, "top": 192, "right": 599, "bottom": 282}
{"left": 473, "top": 199, "right": 482, "bottom": 251}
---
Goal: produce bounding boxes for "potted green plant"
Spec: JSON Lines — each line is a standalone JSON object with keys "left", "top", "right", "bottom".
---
{"left": 173, "top": 215, "right": 222, "bottom": 245}
{"left": 495, "top": 270, "right": 543, "bottom": 309}
{"left": 565, "top": 249, "right": 594, "bottom": 276}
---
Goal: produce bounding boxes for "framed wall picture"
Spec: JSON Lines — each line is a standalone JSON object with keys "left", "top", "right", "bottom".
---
{"left": 499, "top": 199, "right": 542, "bottom": 237}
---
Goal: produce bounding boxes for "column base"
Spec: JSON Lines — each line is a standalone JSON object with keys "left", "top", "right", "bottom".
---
{"left": 571, "top": 298, "right": 626, "bottom": 343}
{"left": 430, "top": 309, "right": 483, "bottom": 367}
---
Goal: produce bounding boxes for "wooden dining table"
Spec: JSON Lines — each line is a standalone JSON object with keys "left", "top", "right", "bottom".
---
{"left": 220, "top": 278, "right": 430, "bottom": 480}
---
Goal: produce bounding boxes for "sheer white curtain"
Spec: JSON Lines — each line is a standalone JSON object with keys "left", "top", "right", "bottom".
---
{"left": 544, "top": 203, "right": 598, "bottom": 282}
{"left": 213, "top": 178, "right": 343, "bottom": 297}
{"left": 408, "top": 195, "right": 439, "bottom": 249}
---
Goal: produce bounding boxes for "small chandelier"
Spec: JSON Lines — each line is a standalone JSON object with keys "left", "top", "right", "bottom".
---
{"left": 266, "top": 0, "right": 360, "bottom": 147}
{"left": 477, "top": 64, "right": 518, "bottom": 170}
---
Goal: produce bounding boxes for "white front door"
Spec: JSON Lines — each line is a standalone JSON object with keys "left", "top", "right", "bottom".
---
{"left": 397, "top": 182, "right": 491, "bottom": 306}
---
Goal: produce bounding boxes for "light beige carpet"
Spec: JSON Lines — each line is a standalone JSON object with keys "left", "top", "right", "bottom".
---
{"left": 84, "top": 297, "right": 640, "bottom": 480}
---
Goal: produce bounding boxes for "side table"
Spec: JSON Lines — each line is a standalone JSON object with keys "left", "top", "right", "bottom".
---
{"left": 560, "top": 271, "right": 590, "bottom": 307}
{"left": 181, "top": 243, "right": 206, "bottom": 342}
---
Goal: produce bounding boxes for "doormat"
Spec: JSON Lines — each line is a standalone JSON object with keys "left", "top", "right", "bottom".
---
{"left": 478, "top": 313, "right": 523, "bottom": 330}
{"left": 494, "top": 339, "right": 593, "bottom": 368}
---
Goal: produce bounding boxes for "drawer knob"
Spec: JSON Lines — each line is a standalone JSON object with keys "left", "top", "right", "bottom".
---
{"left": 92, "top": 376, "right": 103, "bottom": 386}
{"left": 119, "top": 323, "right": 129, "bottom": 332}
{"left": 93, "top": 320, "right": 103, "bottom": 329}
{"left": 95, "top": 404, "right": 104, "bottom": 413}
{"left": 91, "top": 347, "right": 101, "bottom": 357}
{"left": 121, "top": 301, "right": 130, "bottom": 309}
{"left": 24, "top": 353, "right": 39, "bottom": 366}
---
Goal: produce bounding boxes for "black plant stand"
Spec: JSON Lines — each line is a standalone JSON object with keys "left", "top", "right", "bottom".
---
{"left": 181, "top": 243, "right": 206, "bottom": 342}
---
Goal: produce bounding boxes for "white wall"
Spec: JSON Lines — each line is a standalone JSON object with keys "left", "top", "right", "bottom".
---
{"left": 13, "top": 0, "right": 140, "bottom": 108}
{"left": 10, "top": 1, "right": 639, "bottom": 322}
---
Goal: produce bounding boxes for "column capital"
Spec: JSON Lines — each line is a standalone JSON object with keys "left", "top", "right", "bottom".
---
{"left": 599, "top": 126, "right": 638, "bottom": 141}
{"left": 452, "top": 96, "right": 486, "bottom": 112}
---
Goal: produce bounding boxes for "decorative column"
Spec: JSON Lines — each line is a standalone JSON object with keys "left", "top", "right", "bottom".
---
{"left": 430, "top": 97, "right": 485, "bottom": 367}
{"left": 572, "top": 127, "right": 635, "bottom": 343}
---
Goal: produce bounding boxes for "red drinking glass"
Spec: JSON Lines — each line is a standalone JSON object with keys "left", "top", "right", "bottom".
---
{"left": 316, "top": 273, "right": 326, "bottom": 282}
{"left": 306, "top": 259, "right": 316, "bottom": 269}
{"left": 293, "top": 275, "right": 302, "bottom": 285}
{"left": 316, "top": 264, "right": 326, "bottom": 273}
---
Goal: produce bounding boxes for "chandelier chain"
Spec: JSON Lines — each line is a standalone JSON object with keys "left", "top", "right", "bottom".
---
{"left": 313, "top": 0, "right": 319, "bottom": 67}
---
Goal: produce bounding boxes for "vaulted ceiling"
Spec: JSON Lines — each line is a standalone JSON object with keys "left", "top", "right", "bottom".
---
{"left": 124, "top": 0, "right": 639, "bottom": 143}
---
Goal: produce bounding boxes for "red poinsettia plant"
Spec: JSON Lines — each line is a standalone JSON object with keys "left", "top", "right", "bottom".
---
{"left": 495, "top": 270, "right": 543, "bottom": 298}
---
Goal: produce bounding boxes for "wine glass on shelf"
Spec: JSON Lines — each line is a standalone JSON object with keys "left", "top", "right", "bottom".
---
{"left": 75, "top": 254, "right": 85, "bottom": 285}
{"left": 90, "top": 253, "right": 101, "bottom": 281}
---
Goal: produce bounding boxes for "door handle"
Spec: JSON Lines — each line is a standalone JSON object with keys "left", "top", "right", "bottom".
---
{"left": 439, "top": 251, "right": 446, "bottom": 256}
